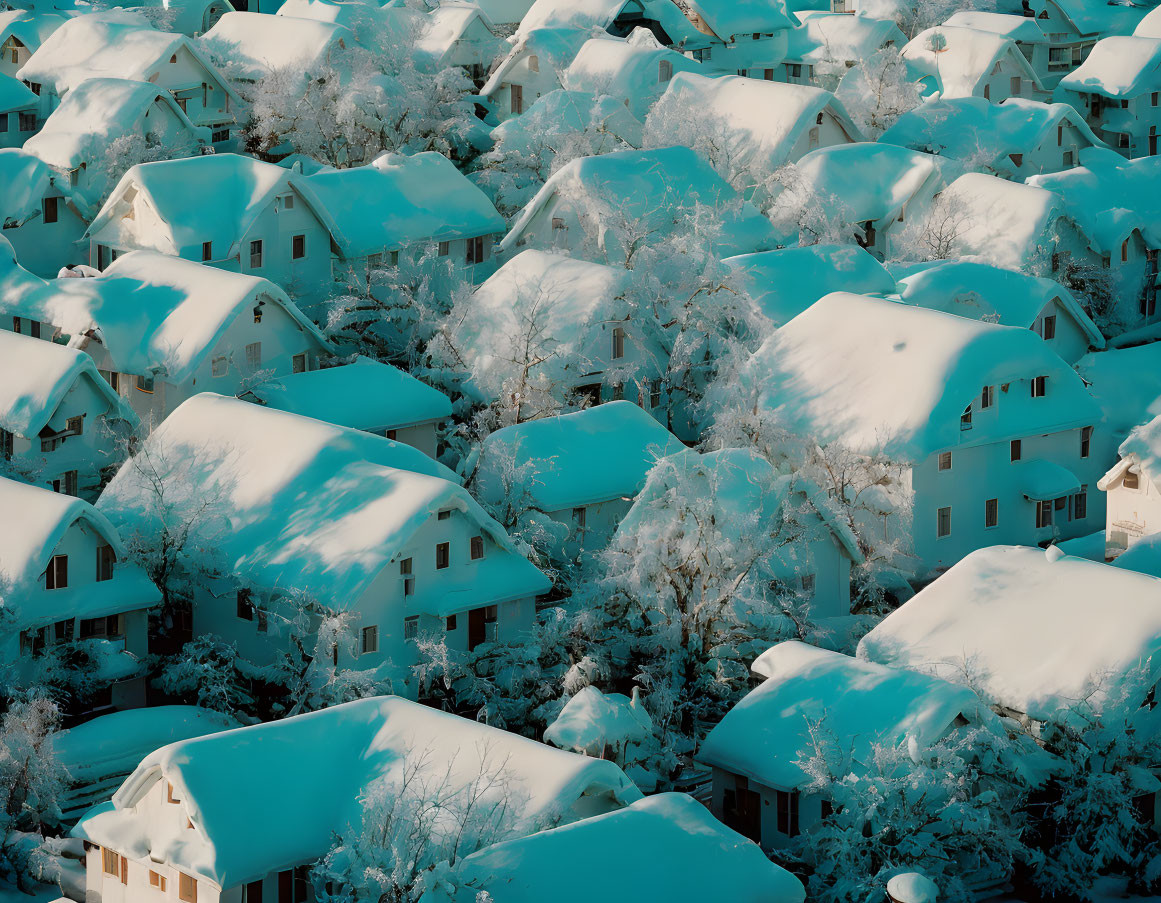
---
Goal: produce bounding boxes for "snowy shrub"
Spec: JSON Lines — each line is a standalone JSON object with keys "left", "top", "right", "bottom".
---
{"left": 156, "top": 636, "right": 256, "bottom": 718}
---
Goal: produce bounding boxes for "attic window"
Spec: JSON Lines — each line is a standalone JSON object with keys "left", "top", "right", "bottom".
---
{"left": 202, "top": 241, "right": 212, "bottom": 261}
{"left": 97, "top": 544, "right": 115, "bottom": 582}
{"left": 1031, "top": 375, "right": 1047, "bottom": 398}
{"left": 1008, "top": 153, "right": 1023, "bottom": 167}
{"left": 253, "top": 303, "right": 263, "bottom": 324}
{"left": 981, "top": 385, "right": 995, "bottom": 409}
{"left": 1125, "top": 469, "right": 1141, "bottom": 490}
{"left": 167, "top": 783, "right": 180, "bottom": 804}
{"left": 437, "top": 509, "right": 451, "bottom": 520}
{"left": 169, "top": 54, "right": 177, "bottom": 63}
{"left": 43, "top": 196, "right": 59, "bottom": 224}
{"left": 212, "top": 356, "right": 228, "bottom": 377}
{"left": 527, "top": 53, "right": 539, "bottom": 72}
{"left": 282, "top": 194, "right": 295, "bottom": 210}
{"left": 45, "top": 555, "right": 67, "bottom": 590}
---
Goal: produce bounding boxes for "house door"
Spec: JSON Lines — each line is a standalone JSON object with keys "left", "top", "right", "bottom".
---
{"left": 723, "top": 776, "right": 762, "bottom": 843}
{"left": 1150, "top": 131, "right": 1157, "bottom": 155}
{"left": 468, "top": 607, "right": 486, "bottom": 651}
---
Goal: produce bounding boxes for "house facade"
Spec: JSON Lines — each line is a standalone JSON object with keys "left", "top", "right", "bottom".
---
{"left": 1099, "top": 414, "right": 1161, "bottom": 557}
{"left": 0, "top": 73, "right": 39, "bottom": 148}
{"left": 0, "top": 148, "right": 87, "bottom": 277}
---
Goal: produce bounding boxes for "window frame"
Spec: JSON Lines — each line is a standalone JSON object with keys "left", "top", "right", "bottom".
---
{"left": 936, "top": 506, "right": 952, "bottom": 539}
{"left": 45, "top": 554, "right": 67, "bottom": 590}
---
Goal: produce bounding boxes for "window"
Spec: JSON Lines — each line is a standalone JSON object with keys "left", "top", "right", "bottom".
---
{"left": 0, "top": 113, "right": 6, "bottom": 133}
{"left": 385, "top": 429, "right": 397, "bottom": 440}
{"left": 981, "top": 385, "right": 995, "bottom": 409}
{"left": 612, "top": 326, "right": 626, "bottom": 360}
{"left": 1031, "top": 376, "right": 1047, "bottom": 398}
{"left": 960, "top": 406, "right": 972, "bottom": 430}
{"left": 1036, "top": 499, "right": 1053, "bottom": 528}
{"left": 54, "top": 619, "right": 74, "bottom": 642}
{"left": 292, "top": 234, "right": 306, "bottom": 260}
{"left": 400, "top": 557, "right": 414, "bottom": 595}
{"left": 247, "top": 881, "right": 263, "bottom": 903}
{"left": 572, "top": 506, "right": 586, "bottom": 529}
{"left": 808, "top": 126, "right": 820, "bottom": 148}
{"left": 404, "top": 616, "right": 419, "bottom": 640}
{"left": 245, "top": 342, "right": 262, "bottom": 371}
{"left": 470, "top": 535, "right": 484, "bottom": 560}
{"left": 45, "top": 555, "right": 67, "bottom": 590}
{"left": 202, "top": 241, "right": 212, "bottom": 261}
{"left": 237, "top": 588, "right": 254, "bottom": 620}
{"left": 787, "top": 63, "right": 801, "bottom": 78}
{"left": 278, "top": 871, "right": 292, "bottom": 903}
{"left": 28, "top": 82, "right": 40, "bottom": 95}
{"left": 1122, "top": 239, "right": 1130, "bottom": 263}
{"left": 212, "top": 128, "right": 230, "bottom": 143}
{"left": 437, "top": 240, "right": 449, "bottom": 256}
{"left": 1125, "top": 469, "right": 1140, "bottom": 490}
{"left": 1009, "top": 153, "right": 1023, "bottom": 168}
{"left": 249, "top": 239, "right": 263, "bottom": 268}
{"left": 446, "top": 614, "right": 457, "bottom": 631}
{"left": 97, "top": 544, "right": 115, "bottom": 581}
{"left": 1081, "top": 426, "right": 1092, "bottom": 458}
{"left": 1010, "top": 76, "right": 1021, "bottom": 95}
{"left": 0, "top": 428, "right": 10, "bottom": 461}
{"left": 776, "top": 790, "right": 800, "bottom": 837}
{"left": 361, "top": 625, "right": 379, "bottom": 654}
{"left": 800, "top": 573, "right": 815, "bottom": 596}
{"left": 292, "top": 353, "right": 307, "bottom": 374}
{"left": 650, "top": 379, "right": 662, "bottom": 408}
{"left": 1042, "top": 315, "right": 1056, "bottom": 340}
{"left": 936, "top": 506, "right": 951, "bottom": 538}
{"left": 985, "top": 498, "right": 998, "bottom": 529}
{"left": 658, "top": 59, "right": 672, "bottom": 82}
{"left": 1063, "top": 149, "right": 1074, "bottom": 166}
{"left": 510, "top": 84, "right": 523, "bottom": 114}
{"left": 103, "top": 849, "right": 119, "bottom": 876}
{"left": 18, "top": 111, "right": 35, "bottom": 132}
{"left": 436, "top": 542, "right": 450, "bottom": 569}
{"left": 764, "top": 68, "right": 774, "bottom": 80}
{"left": 1102, "top": 253, "right": 1112, "bottom": 269}
{"left": 1074, "top": 486, "right": 1088, "bottom": 519}
{"left": 938, "top": 452, "right": 952, "bottom": 471}
{"left": 137, "top": 374, "right": 155, "bottom": 393}
{"left": 1011, "top": 439, "right": 1022, "bottom": 461}
{"left": 212, "top": 356, "right": 228, "bottom": 377}
{"left": 40, "top": 195, "right": 61, "bottom": 224}
{"left": 179, "top": 872, "right": 197, "bottom": 903}
{"left": 149, "top": 871, "right": 167, "bottom": 892}
{"left": 437, "top": 509, "right": 452, "bottom": 521}
{"left": 60, "top": 471, "right": 78, "bottom": 496}
{"left": 466, "top": 235, "right": 485, "bottom": 265}
{"left": 527, "top": 54, "right": 539, "bottom": 72}
{"left": 1154, "top": 92, "right": 1159, "bottom": 106}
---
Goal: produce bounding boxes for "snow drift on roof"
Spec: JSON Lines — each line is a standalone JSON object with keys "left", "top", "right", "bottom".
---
{"left": 564, "top": 33, "right": 700, "bottom": 118}
{"left": 200, "top": 11, "right": 353, "bottom": 79}
{"left": 787, "top": 11, "right": 906, "bottom": 63}
{"left": 1077, "top": 342, "right": 1161, "bottom": 442}
{"left": 943, "top": 10, "right": 1045, "bottom": 42}
{"left": 902, "top": 25, "right": 1040, "bottom": 98}
{"left": 684, "top": 0, "right": 796, "bottom": 38}
{"left": 0, "top": 149, "right": 67, "bottom": 226}
{"left": 1058, "top": 36, "right": 1161, "bottom": 97}
{"left": 544, "top": 686, "right": 652, "bottom": 752}
{"left": 0, "top": 72, "right": 37, "bottom": 113}
{"left": 490, "top": 89, "right": 645, "bottom": 152}
{"left": 0, "top": 9, "right": 68, "bottom": 50}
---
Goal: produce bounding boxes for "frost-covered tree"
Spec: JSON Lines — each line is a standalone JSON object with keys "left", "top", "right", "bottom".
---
{"left": 835, "top": 48, "right": 922, "bottom": 138}
{"left": 888, "top": 190, "right": 973, "bottom": 265}
{"left": 156, "top": 636, "right": 256, "bottom": 718}
{"left": 765, "top": 163, "right": 859, "bottom": 247}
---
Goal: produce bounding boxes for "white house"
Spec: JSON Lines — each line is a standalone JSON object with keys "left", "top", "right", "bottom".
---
{"left": 499, "top": 146, "right": 777, "bottom": 264}
{"left": 563, "top": 30, "right": 701, "bottom": 121}
{"left": 0, "top": 148, "right": 86, "bottom": 277}
{"left": 774, "top": 142, "right": 953, "bottom": 258}
{"left": 450, "top": 250, "right": 669, "bottom": 420}
{"left": 0, "top": 330, "right": 138, "bottom": 499}
{"left": 0, "top": 9, "right": 67, "bottom": 78}
{"left": 880, "top": 96, "right": 1105, "bottom": 180}
{"left": 780, "top": 11, "right": 904, "bottom": 89}
{"left": 242, "top": 356, "right": 452, "bottom": 457}
{"left": 297, "top": 151, "right": 505, "bottom": 296}
{"left": 200, "top": 11, "right": 355, "bottom": 82}
{"left": 942, "top": 11, "right": 1055, "bottom": 86}
{"left": 1028, "top": 150, "right": 1161, "bottom": 333}
{"left": 0, "top": 72, "right": 38, "bottom": 147}
{"left": 17, "top": 10, "right": 240, "bottom": 143}
{"left": 85, "top": 153, "right": 335, "bottom": 301}
{"left": 662, "top": 0, "right": 796, "bottom": 73}
{"left": 1055, "top": 36, "right": 1161, "bottom": 158}
{"left": 894, "top": 260, "right": 1104, "bottom": 365}
{"left": 271, "top": 0, "right": 409, "bottom": 53}
{"left": 859, "top": 545, "right": 1161, "bottom": 729}
{"left": 97, "top": 393, "right": 552, "bottom": 678}
{"left": 700, "top": 641, "right": 991, "bottom": 848}
{"left": 0, "top": 476, "right": 161, "bottom": 714}
{"left": 648, "top": 72, "right": 861, "bottom": 199}
{"left": 903, "top": 25, "right": 1047, "bottom": 103}
{"left": 72, "top": 696, "right": 643, "bottom": 903}
{"left": 1099, "top": 414, "right": 1161, "bottom": 557}
{"left": 737, "top": 292, "right": 1105, "bottom": 577}
{"left": 415, "top": 1, "right": 505, "bottom": 85}
{"left": 23, "top": 77, "right": 209, "bottom": 219}
{"left": 418, "top": 793, "right": 806, "bottom": 903}
{"left": 474, "top": 401, "right": 687, "bottom": 561}
{"left": 480, "top": 26, "right": 591, "bottom": 119}
{"left": 723, "top": 243, "right": 895, "bottom": 330}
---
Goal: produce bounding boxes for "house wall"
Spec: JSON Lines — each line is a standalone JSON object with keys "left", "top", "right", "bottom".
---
{"left": 978, "top": 50, "right": 1040, "bottom": 103}
{"left": 546, "top": 497, "right": 634, "bottom": 563}
{"left": 1032, "top": 296, "right": 1091, "bottom": 365}
{"left": 2, "top": 186, "right": 86, "bottom": 276}
{"left": 767, "top": 529, "right": 853, "bottom": 620}
{"left": 1105, "top": 462, "right": 1161, "bottom": 552}
{"left": 489, "top": 52, "right": 565, "bottom": 120}
{"left": 0, "top": 104, "right": 38, "bottom": 147}
{"left": 1058, "top": 89, "right": 1161, "bottom": 158}
{"left": 1, "top": 35, "right": 36, "bottom": 78}
{"left": 709, "top": 767, "right": 826, "bottom": 851}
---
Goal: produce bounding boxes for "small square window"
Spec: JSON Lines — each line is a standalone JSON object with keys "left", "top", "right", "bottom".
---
{"left": 66, "top": 415, "right": 83, "bottom": 435}
{"left": 403, "top": 616, "right": 419, "bottom": 640}
{"left": 437, "top": 509, "right": 451, "bottom": 520}
{"left": 437, "top": 240, "right": 449, "bottom": 256}
{"left": 470, "top": 535, "right": 484, "bottom": 560}
{"left": 436, "top": 542, "right": 450, "bottom": 569}
{"left": 361, "top": 625, "right": 379, "bottom": 654}
{"left": 938, "top": 452, "right": 952, "bottom": 471}
{"left": 936, "top": 506, "right": 951, "bottom": 538}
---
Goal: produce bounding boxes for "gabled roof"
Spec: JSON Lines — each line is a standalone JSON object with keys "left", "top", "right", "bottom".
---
{"left": 651, "top": 72, "right": 862, "bottom": 186}
{"left": 0, "top": 235, "right": 49, "bottom": 313}
{"left": 723, "top": 244, "right": 894, "bottom": 328}
{"left": 518, "top": 0, "right": 697, "bottom": 41}
{"left": 0, "top": 8, "right": 68, "bottom": 51}
{"left": 275, "top": 0, "right": 412, "bottom": 50}
{"left": 297, "top": 152, "right": 504, "bottom": 258}
{"left": 786, "top": 11, "right": 905, "bottom": 64}
{"left": 0, "top": 328, "right": 138, "bottom": 438}
{"left": 74, "top": 696, "right": 642, "bottom": 889}
{"left": 701, "top": 641, "right": 984, "bottom": 789}
{"left": 430, "top": 794, "right": 805, "bottom": 903}
{"left": 1138, "top": 5, "right": 1161, "bottom": 39}
{"left": 683, "top": 0, "right": 796, "bottom": 40}
{"left": 245, "top": 357, "right": 452, "bottom": 431}
{"left": 943, "top": 10, "right": 1046, "bottom": 43}
{"left": 1043, "top": 0, "right": 1147, "bottom": 38}
{"left": 0, "top": 72, "right": 38, "bottom": 114}
{"left": 902, "top": 25, "right": 1043, "bottom": 98}
{"left": 1058, "top": 35, "right": 1161, "bottom": 98}
{"left": 415, "top": 1, "right": 502, "bottom": 67}
{"left": 481, "top": 25, "right": 589, "bottom": 97}
{"left": 563, "top": 32, "right": 700, "bottom": 117}
{"left": 858, "top": 546, "right": 1161, "bottom": 722}
{"left": 200, "top": 11, "right": 354, "bottom": 79}
{"left": 738, "top": 292, "right": 1098, "bottom": 461}
{"left": 894, "top": 259, "right": 1104, "bottom": 348}
{"left": 98, "top": 394, "right": 549, "bottom": 611}
{"left": 23, "top": 251, "right": 330, "bottom": 383}
{"left": 476, "top": 401, "right": 686, "bottom": 511}
{"left": 1077, "top": 342, "right": 1161, "bottom": 443}
{"left": 0, "top": 149, "right": 72, "bottom": 227}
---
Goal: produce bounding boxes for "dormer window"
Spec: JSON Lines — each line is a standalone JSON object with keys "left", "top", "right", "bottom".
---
{"left": 981, "top": 385, "right": 995, "bottom": 408}
{"left": 169, "top": 54, "right": 178, "bottom": 63}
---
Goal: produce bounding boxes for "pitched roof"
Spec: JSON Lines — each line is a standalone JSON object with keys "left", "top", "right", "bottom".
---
{"left": 943, "top": 10, "right": 1046, "bottom": 42}
{"left": 1076, "top": 342, "right": 1161, "bottom": 443}
{"left": 701, "top": 641, "right": 984, "bottom": 789}
{"left": 902, "top": 25, "right": 1042, "bottom": 98}
{"left": 476, "top": 401, "right": 686, "bottom": 511}
{"left": 1058, "top": 35, "right": 1161, "bottom": 97}
{"left": 683, "top": 0, "right": 796, "bottom": 39}
{"left": 74, "top": 696, "right": 642, "bottom": 888}
{"left": 481, "top": 26, "right": 590, "bottom": 97}
{"left": 0, "top": 72, "right": 38, "bottom": 114}
{"left": 786, "top": 11, "right": 906, "bottom": 63}
{"left": 859, "top": 546, "right": 1161, "bottom": 722}
{"left": 199, "top": 11, "right": 354, "bottom": 78}
{"left": 563, "top": 32, "right": 700, "bottom": 118}
{"left": 0, "top": 149, "right": 71, "bottom": 226}
{"left": 0, "top": 8, "right": 68, "bottom": 51}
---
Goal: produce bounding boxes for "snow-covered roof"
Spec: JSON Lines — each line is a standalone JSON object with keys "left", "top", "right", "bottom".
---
{"left": 650, "top": 72, "right": 861, "bottom": 185}
{"left": 481, "top": 25, "right": 590, "bottom": 97}
{"left": 786, "top": 11, "right": 905, "bottom": 64}
{"left": 74, "top": 696, "right": 642, "bottom": 889}
{"left": 473, "top": 0, "right": 534, "bottom": 26}
{"left": 23, "top": 251, "right": 329, "bottom": 383}
{"left": 894, "top": 259, "right": 1104, "bottom": 348}
{"left": 544, "top": 686, "right": 652, "bottom": 752}
{"left": 1112, "top": 413, "right": 1161, "bottom": 489}
{"left": 0, "top": 149, "right": 70, "bottom": 227}
{"left": 859, "top": 546, "right": 1161, "bottom": 721}
{"left": 0, "top": 329, "right": 138, "bottom": 438}
{"left": 0, "top": 476, "right": 161, "bottom": 628}
{"left": 274, "top": 0, "right": 410, "bottom": 49}
{"left": 501, "top": 146, "right": 778, "bottom": 259}
{"left": 490, "top": 88, "right": 645, "bottom": 152}
{"left": 298, "top": 152, "right": 504, "bottom": 258}
{"left": 880, "top": 96, "right": 1104, "bottom": 171}
{"left": 0, "top": 8, "right": 68, "bottom": 52}
{"left": 902, "top": 25, "right": 1041, "bottom": 98}
{"left": 932, "top": 171, "right": 1070, "bottom": 271}
{"left": 0, "top": 235, "right": 49, "bottom": 313}
{"left": 517, "top": 0, "right": 695, "bottom": 41}
{"left": 415, "top": 1, "right": 501, "bottom": 67}
{"left": 1058, "top": 36, "right": 1161, "bottom": 98}
{"left": 1043, "top": 0, "right": 1147, "bottom": 37}
{"left": 17, "top": 10, "right": 231, "bottom": 99}
{"left": 1111, "top": 531, "right": 1161, "bottom": 580}
{"left": 1077, "top": 343, "right": 1161, "bottom": 443}
{"left": 245, "top": 357, "right": 451, "bottom": 431}
{"left": 786, "top": 141, "right": 951, "bottom": 225}
{"left": 98, "top": 394, "right": 549, "bottom": 613}
{"left": 1138, "top": 5, "right": 1161, "bottom": 39}
{"left": 0, "top": 72, "right": 37, "bottom": 114}
{"left": 738, "top": 292, "right": 1098, "bottom": 461}
{"left": 702, "top": 641, "right": 984, "bottom": 789}
{"left": 1028, "top": 148, "right": 1161, "bottom": 251}
{"left": 563, "top": 32, "right": 700, "bottom": 118}
{"left": 683, "top": 0, "right": 796, "bottom": 40}
{"left": 476, "top": 401, "right": 686, "bottom": 511}
{"left": 200, "top": 11, "right": 354, "bottom": 79}
{"left": 421, "top": 794, "right": 805, "bottom": 903}
{"left": 943, "top": 10, "right": 1046, "bottom": 43}
{"left": 723, "top": 244, "right": 895, "bottom": 328}
{"left": 87, "top": 153, "right": 303, "bottom": 259}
